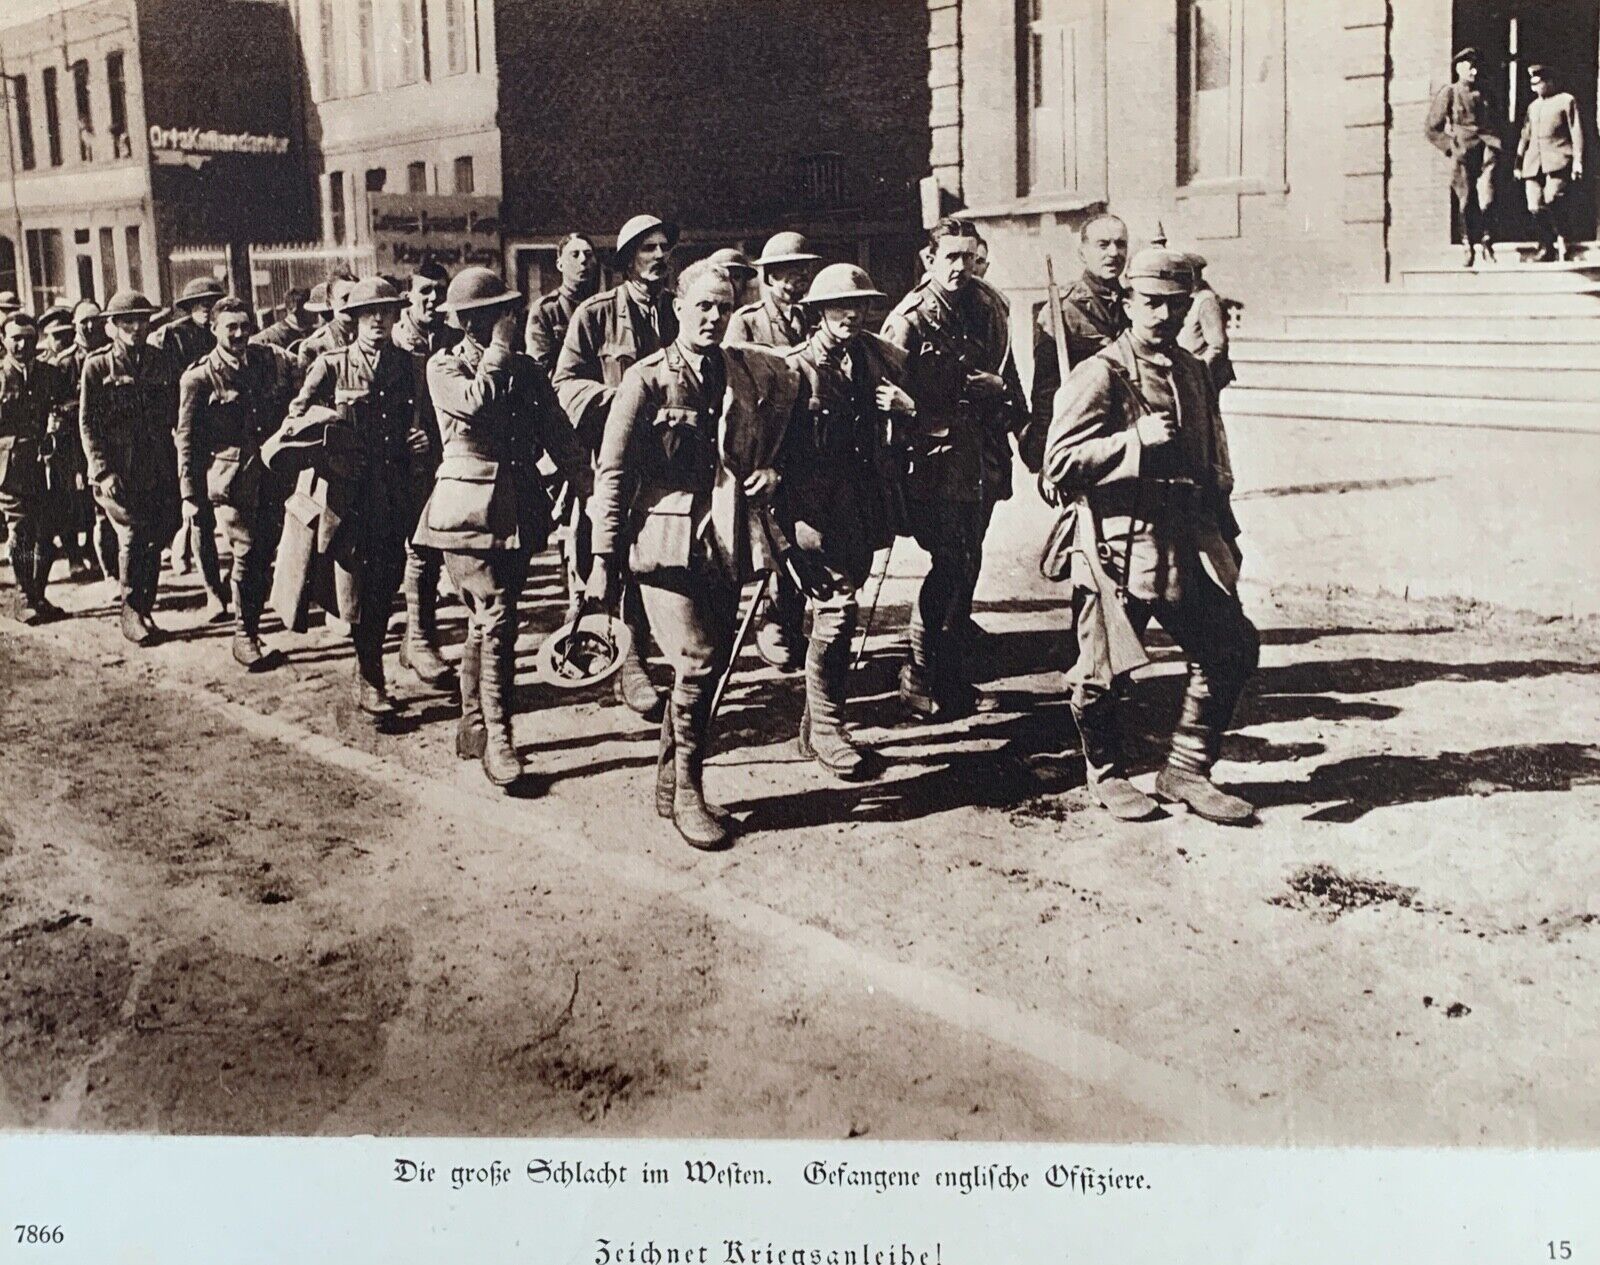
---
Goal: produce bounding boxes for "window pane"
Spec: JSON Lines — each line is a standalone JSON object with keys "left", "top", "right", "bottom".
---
{"left": 356, "top": 0, "right": 376, "bottom": 93}
{"left": 396, "top": 0, "right": 420, "bottom": 85}
{"left": 453, "top": 155, "right": 474, "bottom": 194}
{"left": 125, "top": 225, "right": 143, "bottom": 293}
{"left": 328, "top": 171, "right": 347, "bottom": 244}
{"left": 446, "top": 0, "right": 468, "bottom": 75}
{"left": 406, "top": 160, "right": 428, "bottom": 193}
{"left": 1239, "top": 0, "right": 1284, "bottom": 179}
{"left": 72, "top": 60, "right": 93, "bottom": 161}
{"left": 1195, "top": 0, "right": 1231, "bottom": 91}
{"left": 107, "top": 52, "right": 129, "bottom": 156}
{"left": 366, "top": 167, "right": 386, "bottom": 193}
{"left": 1183, "top": 0, "right": 1233, "bottom": 181}
{"left": 99, "top": 227, "right": 118, "bottom": 295}
{"left": 43, "top": 67, "right": 62, "bottom": 166}
{"left": 318, "top": 0, "right": 339, "bottom": 98}
{"left": 13, "top": 76, "right": 36, "bottom": 171}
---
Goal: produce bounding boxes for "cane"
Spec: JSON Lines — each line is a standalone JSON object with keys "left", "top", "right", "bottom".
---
{"left": 707, "top": 570, "right": 774, "bottom": 727}
{"left": 852, "top": 539, "right": 895, "bottom": 672}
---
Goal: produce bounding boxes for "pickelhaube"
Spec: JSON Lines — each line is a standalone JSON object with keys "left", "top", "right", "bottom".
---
{"left": 442, "top": 266, "right": 520, "bottom": 313}
{"left": 801, "top": 263, "right": 886, "bottom": 306}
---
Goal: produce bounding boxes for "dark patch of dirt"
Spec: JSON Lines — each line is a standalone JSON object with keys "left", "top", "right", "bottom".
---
{"left": 0, "top": 916, "right": 134, "bottom": 1116}
{"left": 82, "top": 928, "right": 411, "bottom": 1134}
{"left": 1272, "top": 863, "right": 1421, "bottom": 922}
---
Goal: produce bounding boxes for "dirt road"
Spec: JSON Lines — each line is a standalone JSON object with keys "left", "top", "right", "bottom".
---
{"left": 2, "top": 488, "right": 1597, "bottom": 1143}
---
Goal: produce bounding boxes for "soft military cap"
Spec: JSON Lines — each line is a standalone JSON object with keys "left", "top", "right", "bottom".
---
{"left": 707, "top": 247, "right": 757, "bottom": 280}
{"left": 341, "top": 277, "right": 406, "bottom": 313}
{"left": 105, "top": 290, "right": 159, "bottom": 317}
{"left": 442, "top": 266, "right": 520, "bottom": 313}
{"left": 0, "top": 291, "right": 20, "bottom": 313}
{"left": 802, "top": 263, "right": 886, "bottom": 306}
{"left": 305, "top": 283, "right": 331, "bottom": 314}
{"left": 176, "top": 276, "right": 226, "bottom": 307}
{"left": 1124, "top": 248, "right": 1195, "bottom": 297}
{"left": 38, "top": 305, "right": 74, "bottom": 335}
{"left": 615, "top": 214, "right": 679, "bottom": 262}
{"left": 754, "top": 232, "right": 820, "bottom": 269}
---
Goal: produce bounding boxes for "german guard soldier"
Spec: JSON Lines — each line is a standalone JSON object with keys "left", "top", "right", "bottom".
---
{"left": 176, "top": 297, "right": 300, "bottom": 670}
{"left": 881, "top": 217, "right": 1026, "bottom": 717}
{"left": 1518, "top": 64, "right": 1586, "bottom": 261}
{"left": 1, "top": 313, "right": 73, "bottom": 623}
{"left": 279, "top": 278, "right": 429, "bottom": 716}
{"left": 526, "top": 233, "right": 599, "bottom": 373}
{"left": 554, "top": 212, "right": 680, "bottom": 718}
{"left": 586, "top": 260, "right": 799, "bottom": 851}
{"left": 80, "top": 291, "right": 184, "bottom": 645}
{"left": 1425, "top": 47, "right": 1503, "bottom": 266}
{"left": 1041, "top": 248, "right": 1258, "bottom": 825}
{"left": 1025, "top": 213, "right": 1129, "bottom": 469}
{"left": 151, "top": 275, "right": 230, "bottom": 619}
{"left": 780, "top": 264, "right": 913, "bottom": 779}
{"left": 726, "top": 231, "right": 822, "bottom": 673}
{"left": 415, "top": 267, "right": 592, "bottom": 788}
{"left": 390, "top": 260, "right": 461, "bottom": 688}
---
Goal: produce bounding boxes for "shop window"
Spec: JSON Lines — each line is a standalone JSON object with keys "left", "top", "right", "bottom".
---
{"left": 106, "top": 52, "right": 130, "bottom": 157}
{"left": 124, "top": 225, "right": 143, "bottom": 294}
{"left": 396, "top": 0, "right": 422, "bottom": 86}
{"left": 355, "top": 0, "right": 376, "bottom": 94}
{"left": 72, "top": 60, "right": 93, "bottom": 161}
{"left": 406, "top": 160, "right": 429, "bottom": 194}
{"left": 317, "top": 0, "right": 340, "bottom": 100}
{"left": 1177, "top": 0, "right": 1285, "bottom": 186}
{"left": 99, "top": 227, "right": 117, "bottom": 294}
{"left": 42, "top": 67, "right": 62, "bottom": 167}
{"left": 328, "top": 170, "right": 347, "bottom": 244}
{"left": 445, "top": 0, "right": 469, "bottom": 75}
{"left": 11, "top": 75, "right": 36, "bottom": 171}
{"left": 25, "top": 228, "right": 65, "bottom": 310}
{"left": 453, "top": 155, "right": 474, "bottom": 194}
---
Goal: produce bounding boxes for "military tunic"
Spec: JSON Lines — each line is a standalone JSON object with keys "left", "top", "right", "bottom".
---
{"left": 53, "top": 339, "right": 118, "bottom": 576}
{"left": 252, "top": 314, "right": 316, "bottom": 357}
{"left": 553, "top": 284, "right": 678, "bottom": 448}
{"left": 525, "top": 286, "right": 586, "bottom": 375}
{"left": 148, "top": 315, "right": 215, "bottom": 371}
{"left": 1026, "top": 273, "right": 1128, "bottom": 469}
{"left": 297, "top": 318, "right": 354, "bottom": 373}
{"left": 1425, "top": 79, "right": 1503, "bottom": 241}
{"left": 725, "top": 293, "right": 807, "bottom": 350}
{"left": 0, "top": 355, "right": 72, "bottom": 610}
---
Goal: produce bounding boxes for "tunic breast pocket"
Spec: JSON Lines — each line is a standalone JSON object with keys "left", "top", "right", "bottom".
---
{"left": 599, "top": 342, "right": 637, "bottom": 385}
{"left": 426, "top": 455, "right": 512, "bottom": 537}
{"left": 650, "top": 406, "right": 704, "bottom": 467}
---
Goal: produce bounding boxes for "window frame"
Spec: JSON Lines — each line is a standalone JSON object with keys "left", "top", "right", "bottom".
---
{"left": 71, "top": 59, "right": 93, "bottom": 162}
{"left": 328, "top": 170, "right": 347, "bottom": 245}
{"left": 106, "top": 51, "right": 129, "bottom": 158}
{"left": 452, "top": 154, "right": 474, "bottom": 194}
{"left": 1175, "top": 0, "right": 1288, "bottom": 195}
{"left": 42, "top": 66, "right": 63, "bottom": 167}
{"left": 12, "top": 74, "right": 37, "bottom": 171}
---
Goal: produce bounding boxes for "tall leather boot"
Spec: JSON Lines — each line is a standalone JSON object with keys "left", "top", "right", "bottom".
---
{"left": 671, "top": 682, "right": 731, "bottom": 850}
{"left": 1154, "top": 668, "right": 1256, "bottom": 824}
{"left": 455, "top": 627, "right": 486, "bottom": 759}
{"left": 899, "top": 607, "right": 940, "bottom": 717}
{"left": 798, "top": 605, "right": 868, "bottom": 779}
{"left": 1071, "top": 688, "right": 1158, "bottom": 821}
{"left": 478, "top": 635, "right": 522, "bottom": 788}
{"left": 399, "top": 566, "right": 452, "bottom": 686}
{"left": 352, "top": 617, "right": 395, "bottom": 717}
{"left": 115, "top": 534, "right": 146, "bottom": 644}
{"left": 7, "top": 522, "right": 44, "bottom": 623}
{"left": 1534, "top": 206, "right": 1559, "bottom": 261}
{"left": 231, "top": 575, "right": 272, "bottom": 671}
{"left": 614, "top": 587, "right": 665, "bottom": 718}
{"left": 133, "top": 541, "right": 163, "bottom": 638}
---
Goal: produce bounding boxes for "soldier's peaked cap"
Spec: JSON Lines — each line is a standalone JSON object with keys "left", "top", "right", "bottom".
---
{"left": 0, "top": 291, "right": 20, "bottom": 311}
{"left": 341, "top": 277, "right": 406, "bottom": 313}
{"left": 39, "top": 305, "right": 73, "bottom": 334}
{"left": 105, "top": 290, "right": 159, "bottom": 317}
{"left": 615, "top": 214, "right": 679, "bottom": 261}
{"left": 1453, "top": 46, "right": 1481, "bottom": 64}
{"left": 1124, "top": 248, "right": 1195, "bottom": 297}
{"left": 802, "top": 263, "right": 885, "bottom": 306}
{"left": 176, "top": 276, "right": 226, "bottom": 306}
{"left": 443, "top": 266, "right": 520, "bottom": 313}
{"left": 754, "top": 232, "right": 821, "bottom": 268}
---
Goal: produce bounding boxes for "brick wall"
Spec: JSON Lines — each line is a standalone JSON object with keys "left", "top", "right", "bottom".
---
{"left": 495, "top": 0, "right": 930, "bottom": 264}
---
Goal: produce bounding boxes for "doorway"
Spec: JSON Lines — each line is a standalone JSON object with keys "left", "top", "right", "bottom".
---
{"left": 1454, "top": 0, "right": 1600, "bottom": 242}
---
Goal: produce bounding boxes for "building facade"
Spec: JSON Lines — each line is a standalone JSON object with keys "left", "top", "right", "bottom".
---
{"left": 932, "top": 0, "right": 1599, "bottom": 331}
{"left": 0, "top": 0, "right": 311, "bottom": 309}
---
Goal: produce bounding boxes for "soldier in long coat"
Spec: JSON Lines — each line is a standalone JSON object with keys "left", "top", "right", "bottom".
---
{"left": 176, "top": 297, "right": 300, "bottom": 670}
{"left": 1424, "top": 47, "right": 1504, "bottom": 266}
{"left": 80, "top": 291, "right": 184, "bottom": 644}
{"left": 272, "top": 278, "right": 430, "bottom": 716}
{"left": 554, "top": 213, "right": 680, "bottom": 719}
{"left": 390, "top": 260, "right": 462, "bottom": 687}
{"left": 881, "top": 217, "right": 1026, "bottom": 717}
{"left": 415, "top": 267, "right": 592, "bottom": 788}
{"left": 1, "top": 314, "right": 73, "bottom": 623}
{"left": 586, "top": 260, "right": 798, "bottom": 851}
{"left": 1041, "top": 248, "right": 1258, "bottom": 826}
{"left": 779, "top": 264, "right": 912, "bottom": 779}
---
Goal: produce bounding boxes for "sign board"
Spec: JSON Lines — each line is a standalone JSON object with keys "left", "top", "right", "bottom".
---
{"left": 370, "top": 194, "right": 502, "bottom": 272}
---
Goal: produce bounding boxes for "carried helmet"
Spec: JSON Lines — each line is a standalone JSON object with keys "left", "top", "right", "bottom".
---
{"left": 535, "top": 608, "right": 635, "bottom": 690}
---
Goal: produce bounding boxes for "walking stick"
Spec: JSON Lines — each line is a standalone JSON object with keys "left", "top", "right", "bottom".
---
{"left": 852, "top": 539, "right": 895, "bottom": 672}
{"left": 707, "top": 570, "right": 774, "bottom": 726}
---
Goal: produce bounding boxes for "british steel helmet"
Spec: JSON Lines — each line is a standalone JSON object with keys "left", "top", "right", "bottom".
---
{"left": 176, "top": 275, "right": 226, "bottom": 307}
{"left": 753, "top": 232, "right": 820, "bottom": 269}
{"left": 340, "top": 276, "right": 406, "bottom": 313}
{"left": 615, "top": 213, "right": 680, "bottom": 263}
{"left": 801, "top": 263, "right": 886, "bottom": 306}
{"left": 535, "top": 607, "right": 634, "bottom": 690}
{"left": 442, "top": 266, "right": 520, "bottom": 313}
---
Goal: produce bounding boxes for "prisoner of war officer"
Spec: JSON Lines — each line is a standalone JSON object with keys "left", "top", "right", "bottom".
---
{"left": 80, "top": 291, "right": 184, "bottom": 646}
{"left": 415, "top": 266, "right": 592, "bottom": 789}
{"left": 176, "top": 297, "right": 300, "bottom": 671}
{"left": 0, "top": 313, "right": 73, "bottom": 624}
{"left": 780, "top": 263, "right": 915, "bottom": 779}
{"left": 390, "top": 259, "right": 463, "bottom": 688}
{"left": 725, "top": 231, "right": 821, "bottom": 674}
{"left": 554, "top": 213, "right": 680, "bottom": 719}
{"left": 586, "top": 259, "right": 799, "bottom": 850}
{"left": 1041, "top": 248, "right": 1259, "bottom": 825}
{"left": 525, "top": 233, "right": 600, "bottom": 373}
{"left": 880, "top": 216, "right": 1026, "bottom": 718}
{"left": 281, "top": 277, "right": 429, "bottom": 716}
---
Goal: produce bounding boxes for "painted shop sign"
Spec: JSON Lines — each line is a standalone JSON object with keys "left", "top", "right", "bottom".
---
{"left": 149, "top": 126, "right": 291, "bottom": 156}
{"left": 370, "top": 194, "right": 502, "bottom": 270}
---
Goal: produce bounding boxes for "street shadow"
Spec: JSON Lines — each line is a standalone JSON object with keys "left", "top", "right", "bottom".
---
{"left": 1257, "top": 625, "right": 1457, "bottom": 646}
{"left": 1249, "top": 743, "right": 1600, "bottom": 822}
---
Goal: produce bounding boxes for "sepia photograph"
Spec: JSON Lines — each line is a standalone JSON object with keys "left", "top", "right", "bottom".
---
{"left": 0, "top": 0, "right": 1596, "bottom": 1158}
